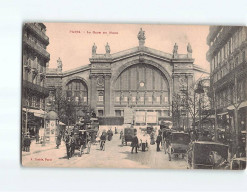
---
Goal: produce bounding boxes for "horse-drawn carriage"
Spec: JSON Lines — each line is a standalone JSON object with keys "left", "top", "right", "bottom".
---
{"left": 65, "top": 117, "right": 99, "bottom": 158}
{"left": 166, "top": 132, "right": 190, "bottom": 161}
{"left": 187, "top": 141, "right": 229, "bottom": 169}
{"left": 121, "top": 127, "right": 137, "bottom": 146}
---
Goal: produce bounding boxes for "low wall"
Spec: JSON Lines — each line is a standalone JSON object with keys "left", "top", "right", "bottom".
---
{"left": 98, "top": 116, "right": 124, "bottom": 126}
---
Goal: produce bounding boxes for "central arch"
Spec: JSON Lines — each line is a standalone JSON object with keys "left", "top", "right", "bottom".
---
{"left": 112, "top": 59, "right": 172, "bottom": 89}
{"left": 111, "top": 59, "right": 172, "bottom": 125}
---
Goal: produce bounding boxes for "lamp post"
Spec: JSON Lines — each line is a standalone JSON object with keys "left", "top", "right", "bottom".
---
{"left": 213, "top": 86, "right": 218, "bottom": 142}
{"left": 195, "top": 81, "right": 204, "bottom": 132}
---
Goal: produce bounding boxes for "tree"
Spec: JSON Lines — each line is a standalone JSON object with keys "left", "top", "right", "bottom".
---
{"left": 48, "top": 87, "right": 96, "bottom": 125}
{"left": 48, "top": 87, "right": 77, "bottom": 125}
{"left": 172, "top": 78, "right": 212, "bottom": 131}
{"left": 212, "top": 76, "right": 245, "bottom": 156}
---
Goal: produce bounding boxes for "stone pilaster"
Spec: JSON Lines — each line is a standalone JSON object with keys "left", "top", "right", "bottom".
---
{"left": 104, "top": 74, "right": 111, "bottom": 116}
{"left": 90, "top": 74, "right": 97, "bottom": 110}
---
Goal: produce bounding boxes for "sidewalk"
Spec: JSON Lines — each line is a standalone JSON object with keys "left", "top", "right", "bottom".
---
{"left": 22, "top": 140, "right": 65, "bottom": 157}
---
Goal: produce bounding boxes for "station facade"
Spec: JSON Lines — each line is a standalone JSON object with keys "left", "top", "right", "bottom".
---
{"left": 46, "top": 28, "right": 207, "bottom": 125}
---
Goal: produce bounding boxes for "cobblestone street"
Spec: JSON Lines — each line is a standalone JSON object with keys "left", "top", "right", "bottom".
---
{"left": 22, "top": 134, "right": 187, "bottom": 169}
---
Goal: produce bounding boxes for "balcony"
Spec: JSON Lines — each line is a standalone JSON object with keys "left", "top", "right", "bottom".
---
{"left": 207, "top": 27, "right": 237, "bottom": 60}
{"left": 25, "top": 23, "right": 49, "bottom": 45}
{"left": 23, "top": 36, "right": 50, "bottom": 61}
{"left": 23, "top": 80, "right": 49, "bottom": 97}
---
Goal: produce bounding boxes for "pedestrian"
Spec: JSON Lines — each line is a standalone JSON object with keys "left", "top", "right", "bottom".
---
{"left": 65, "top": 132, "right": 71, "bottom": 159}
{"left": 70, "top": 132, "right": 75, "bottom": 157}
{"left": 22, "top": 132, "right": 25, "bottom": 151}
{"left": 150, "top": 131, "right": 155, "bottom": 145}
{"left": 56, "top": 133, "right": 62, "bottom": 149}
{"left": 86, "top": 132, "right": 92, "bottom": 154}
{"left": 108, "top": 129, "right": 113, "bottom": 141}
{"left": 120, "top": 130, "right": 123, "bottom": 139}
{"left": 24, "top": 134, "right": 31, "bottom": 152}
{"left": 156, "top": 132, "right": 162, "bottom": 151}
{"left": 23, "top": 135, "right": 27, "bottom": 152}
{"left": 100, "top": 132, "right": 106, "bottom": 151}
{"left": 115, "top": 127, "right": 118, "bottom": 134}
{"left": 35, "top": 133, "right": 39, "bottom": 144}
{"left": 140, "top": 131, "right": 148, "bottom": 152}
{"left": 131, "top": 133, "right": 139, "bottom": 154}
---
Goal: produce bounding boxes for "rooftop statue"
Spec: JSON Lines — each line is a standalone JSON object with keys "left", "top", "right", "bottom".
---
{"left": 92, "top": 43, "right": 97, "bottom": 55}
{"left": 137, "top": 28, "right": 146, "bottom": 40}
{"left": 57, "top": 57, "right": 62, "bottom": 72}
{"left": 105, "top": 42, "right": 111, "bottom": 54}
{"left": 187, "top": 43, "right": 192, "bottom": 53}
{"left": 173, "top": 43, "right": 178, "bottom": 54}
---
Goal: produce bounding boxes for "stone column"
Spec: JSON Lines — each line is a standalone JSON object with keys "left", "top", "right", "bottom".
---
{"left": 104, "top": 74, "right": 111, "bottom": 116}
{"left": 90, "top": 75, "right": 97, "bottom": 111}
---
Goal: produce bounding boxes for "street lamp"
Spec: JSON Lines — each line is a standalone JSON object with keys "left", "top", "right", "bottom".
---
{"left": 195, "top": 81, "right": 204, "bottom": 132}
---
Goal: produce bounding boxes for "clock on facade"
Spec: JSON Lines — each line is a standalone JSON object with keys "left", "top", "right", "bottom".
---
{"left": 97, "top": 77, "right": 104, "bottom": 87}
{"left": 139, "top": 81, "right": 145, "bottom": 87}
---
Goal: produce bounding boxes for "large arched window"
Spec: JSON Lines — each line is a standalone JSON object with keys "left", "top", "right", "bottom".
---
{"left": 114, "top": 64, "right": 170, "bottom": 106}
{"left": 66, "top": 79, "right": 88, "bottom": 105}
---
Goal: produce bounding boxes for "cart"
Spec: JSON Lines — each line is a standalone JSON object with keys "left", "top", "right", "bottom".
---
{"left": 122, "top": 127, "right": 137, "bottom": 146}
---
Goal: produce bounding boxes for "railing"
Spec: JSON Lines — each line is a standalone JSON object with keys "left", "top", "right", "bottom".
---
{"left": 25, "top": 23, "right": 49, "bottom": 43}
{"left": 23, "top": 36, "right": 50, "bottom": 60}
{"left": 23, "top": 80, "right": 49, "bottom": 97}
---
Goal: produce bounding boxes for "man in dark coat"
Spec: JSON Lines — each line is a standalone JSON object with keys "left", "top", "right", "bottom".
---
{"left": 35, "top": 133, "right": 39, "bottom": 143}
{"left": 56, "top": 133, "right": 62, "bottom": 149}
{"left": 65, "top": 132, "right": 71, "bottom": 159}
{"left": 24, "top": 134, "right": 31, "bottom": 152}
{"left": 70, "top": 132, "right": 76, "bottom": 156}
{"left": 156, "top": 132, "right": 162, "bottom": 151}
{"left": 100, "top": 132, "right": 106, "bottom": 151}
{"left": 131, "top": 133, "right": 139, "bottom": 154}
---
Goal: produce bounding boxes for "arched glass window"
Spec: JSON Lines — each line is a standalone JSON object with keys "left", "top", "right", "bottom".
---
{"left": 66, "top": 79, "right": 88, "bottom": 104}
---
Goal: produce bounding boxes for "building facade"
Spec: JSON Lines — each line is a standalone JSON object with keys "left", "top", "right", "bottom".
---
{"left": 46, "top": 28, "right": 207, "bottom": 126}
{"left": 207, "top": 26, "right": 247, "bottom": 154}
{"left": 22, "top": 23, "right": 50, "bottom": 135}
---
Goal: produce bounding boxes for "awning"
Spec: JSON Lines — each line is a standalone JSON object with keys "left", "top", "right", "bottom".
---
{"left": 217, "top": 112, "right": 228, "bottom": 116}
{"left": 227, "top": 105, "right": 234, "bottom": 110}
{"left": 227, "top": 101, "right": 247, "bottom": 111}
{"left": 238, "top": 101, "right": 247, "bottom": 109}
{"left": 22, "top": 108, "right": 46, "bottom": 117}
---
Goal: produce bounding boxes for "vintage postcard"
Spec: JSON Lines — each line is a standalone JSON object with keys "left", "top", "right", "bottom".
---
{"left": 21, "top": 23, "right": 246, "bottom": 169}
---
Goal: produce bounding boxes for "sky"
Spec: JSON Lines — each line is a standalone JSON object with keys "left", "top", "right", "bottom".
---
{"left": 44, "top": 23, "right": 210, "bottom": 72}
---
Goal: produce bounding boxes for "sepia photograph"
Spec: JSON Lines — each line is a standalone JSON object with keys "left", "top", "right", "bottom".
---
{"left": 21, "top": 23, "right": 247, "bottom": 170}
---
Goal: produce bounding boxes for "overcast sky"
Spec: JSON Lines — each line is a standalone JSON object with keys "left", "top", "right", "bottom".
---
{"left": 44, "top": 23, "right": 210, "bottom": 72}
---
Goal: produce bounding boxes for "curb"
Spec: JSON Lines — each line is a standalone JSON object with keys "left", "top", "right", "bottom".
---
{"left": 22, "top": 145, "right": 65, "bottom": 157}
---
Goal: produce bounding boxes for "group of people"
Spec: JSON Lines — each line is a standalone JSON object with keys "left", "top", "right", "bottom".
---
{"left": 99, "top": 128, "right": 115, "bottom": 151}
{"left": 130, "top": 130, "right": 163, "bottom": 154}
{"left": 22, "top": 133, "right": 31, "bottom": 152}
{"left": 64, "top": 130, "right": 92, "bottom": 160}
